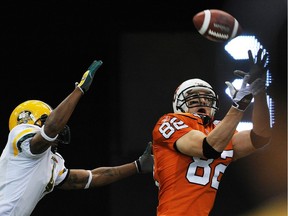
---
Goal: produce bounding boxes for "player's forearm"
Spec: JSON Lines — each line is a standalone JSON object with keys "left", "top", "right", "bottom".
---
{"left": 206, "top": 107, "right": 243, "bottom": 151}
{"left": 252, "top": 91, "right": 271, "bottom": 136}
{"left": 90, "top": 162, "right": 138, "bottom": 187}
{"left": 44, "top": 88, "right": 83, "bottom": 137}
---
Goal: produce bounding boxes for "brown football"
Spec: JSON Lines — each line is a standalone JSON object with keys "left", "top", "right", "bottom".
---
{"left": 193, "top": 9, "right": 242, "bottom": 42}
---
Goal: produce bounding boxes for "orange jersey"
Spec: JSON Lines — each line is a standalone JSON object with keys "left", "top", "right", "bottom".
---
{"left": 152, "top": 113, "right": 234, "bottom": 216}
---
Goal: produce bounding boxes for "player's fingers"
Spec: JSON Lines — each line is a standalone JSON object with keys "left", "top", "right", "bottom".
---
{"left": 234, "top": 70, "right": 248, "bottom": 78}
{"left": 256, "top": 48, "right": 263, "bottom": 64}
{"left": 241, "top": 74, "right": 250, "bottom": 88}
{"left": 225, "top": 81, "right": 236, "bottom": 97}
{"left": 248, "top": 50, "right": 254, "bottom": 64}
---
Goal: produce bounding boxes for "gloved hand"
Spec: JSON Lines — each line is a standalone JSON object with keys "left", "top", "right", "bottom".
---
{"left": 76, "top": 60, "right": 103, "bottom": 94}
{"left": 233, "top": 48, "right": 268, "bottom": 96}
{"left": 247, "top": 48, "right": 268, "bottom": 84}
{"left": 249, "top": 78, "right": 266, "bottom": 96}
{"left": 234, "top": 48, "right": 268, "bottom": 84}
{"left": 233, "top": 71, "right": 266, "bottom": 96}
{"left": 56, "top": 125, "right": 71, "bottom": 145}
{"left": 135, "top": 141, "right": 154, "bottom": 174}
{"left": 225, "top": 74, "right": 253, "bottom": 111}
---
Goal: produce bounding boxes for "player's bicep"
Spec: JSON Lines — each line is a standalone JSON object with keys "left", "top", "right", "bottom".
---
{"left": 176, "top": 129, "right": 206, "bottom": 157}
{"left": 232, "top": 130, "right": 256, "bottom": 160}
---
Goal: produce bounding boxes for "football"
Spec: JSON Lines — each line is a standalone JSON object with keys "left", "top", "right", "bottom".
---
{"left": 193, "top": 9, "right": 242, "bottom": 42}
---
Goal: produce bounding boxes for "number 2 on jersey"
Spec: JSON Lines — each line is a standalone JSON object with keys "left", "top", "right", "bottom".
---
{"left": 158, "top": 117, "right": 188, "bottom": 138}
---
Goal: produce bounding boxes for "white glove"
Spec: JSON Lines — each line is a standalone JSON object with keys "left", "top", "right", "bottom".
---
{"left": 234, "top": 70, "right": 266, "bottom": 96}
{"left": 225, "top": 74, "right": 253, "bottom": 111}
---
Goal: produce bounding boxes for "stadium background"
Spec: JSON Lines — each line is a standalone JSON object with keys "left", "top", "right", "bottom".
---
{"left": 0, "top": 0, "right": 286, "bottom": 215}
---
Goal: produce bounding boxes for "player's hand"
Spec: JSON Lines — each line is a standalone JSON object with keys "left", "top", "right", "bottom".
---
{"left": 247, "top": 48, "right": 268, "bottom": 84}
{"left": 56, "top": 125, "right": 71, "bottom": 145}
{"left": 135, "top": 141, "right": 154, "bottom": 174}
{"left": 76, "top": 60, "right": 103, "bottom": 94}
{"left": 234, "top": 48, "right": 268, "bottom": 84}
{"left": 233, "top": 71, "right": 266, "bottom": 96}
{"left": 233, "top": 49, "right": 268, "bottom": 96}
{"left": 225, "top": 74, "right": 253, "bottom": 111}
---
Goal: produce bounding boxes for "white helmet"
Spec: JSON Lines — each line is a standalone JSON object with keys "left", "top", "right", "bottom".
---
{"left": 172, "top": 79, "right": 219, "bottom": 123}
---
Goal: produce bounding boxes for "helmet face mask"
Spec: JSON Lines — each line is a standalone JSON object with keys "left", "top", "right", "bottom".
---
{"left": 184, "top": 91, "right": 217, "bottom": 110}
{"left": 17, "top": 111, "right": 36, "bottom": 125}
{"left": 172, "top": 79, "right": 219, "bottom": 124}
{"left": 34, "top": 114, "right": 49, "bottom": 127}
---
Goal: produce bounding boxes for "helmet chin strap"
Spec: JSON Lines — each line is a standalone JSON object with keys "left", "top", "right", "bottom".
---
{"left": 198, "top": 114, "right": 212, "bottom": 126}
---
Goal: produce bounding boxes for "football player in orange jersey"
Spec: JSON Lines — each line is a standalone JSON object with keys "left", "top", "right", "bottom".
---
{"left": 152, "top": 48, "right": 271, "bottom": 216}
{"left": 0, "top": 60, "right": 153, "bottom": 216}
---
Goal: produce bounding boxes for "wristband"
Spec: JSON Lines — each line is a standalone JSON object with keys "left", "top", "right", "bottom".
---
{"left": 202, "top": 137, "right": 222, "bottom": 159}
{"left": 75, "top": 84, "right": 84, "bottom": 94}
{"left": 250, "top": 130, "right": 271, "bottom": 149}
{"left": 232, "top": 93, "right": 253, "bottom": 112}
{"left": 40, "top": 125, "right": 58, "bottom": 142}
{"left": 84, "top": 170, "right": 92, "bottom": 189}
{"left": 135, "top": 160, "right": 141, "bottom": 173}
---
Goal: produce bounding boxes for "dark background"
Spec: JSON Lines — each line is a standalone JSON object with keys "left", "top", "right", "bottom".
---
{"left": 0, "top": 0, "right": 286, "bottom": 215}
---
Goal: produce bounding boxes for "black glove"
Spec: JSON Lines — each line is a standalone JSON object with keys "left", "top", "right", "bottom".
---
{"left": 247, "top": 48, "right": 268, "bottom": 84}
{"left": 56, "top": 125, "right": 71, "bottom": 145}
{"left": 135, "top": 141, "right": 154, "bottom": 174}
{"left": 76, "top": 60, "right": 103, "bottom": 94}
{"left": 234, "top": 48, "right": 268, "bottom": 84}
{"left": 233, "top": 48, "right": 268, "bottom": 96}
{"left": 225, "top": 74, "right": 253, "bottom": 111}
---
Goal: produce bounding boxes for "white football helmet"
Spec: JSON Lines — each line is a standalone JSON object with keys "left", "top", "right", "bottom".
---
{"left": 172, "top": 79, "right": 219, "bottom": 123}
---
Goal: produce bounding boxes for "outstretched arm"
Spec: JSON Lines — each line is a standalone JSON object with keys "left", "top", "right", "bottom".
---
{"left": 30, "top": 60, "right": 103, "bottom": 154}
{"left": 60, "top": 163, "right": 138, "bottom": 190}
{"left": 247, "top": 49, "right": 271, "bottom": 137}
{"left": 251, "top": 90, "right": 271, "bottom": 138}
{"left": 233, "top": 49, "right": 272, "bottom": 160}
{"left": 59, "top": 142, "right": 154, "bottom": 190}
